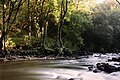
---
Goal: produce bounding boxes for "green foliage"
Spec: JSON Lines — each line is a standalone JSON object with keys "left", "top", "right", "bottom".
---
{"left": 1, "top": 0, "right": 120, "bottom": 54}
{"left": 6, "top": 38, "right": 16, "bottom": 49}
{"left": 45, "top": 38, "right": 56, "bottom": 48}
{"left": 62, "top": 11, "right": 92, "bottom": 50}
{"left": 82, "top": 0, "right": 120, "bottom": 52}
{"left": 47, "top": 14, "right": 57, "bottom": 38}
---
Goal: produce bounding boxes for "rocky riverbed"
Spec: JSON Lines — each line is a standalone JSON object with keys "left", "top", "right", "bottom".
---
{"left": 87, "top": 53, "right": 120, "bottom": 73}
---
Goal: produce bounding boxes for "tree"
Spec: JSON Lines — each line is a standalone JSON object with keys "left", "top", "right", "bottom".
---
{"left": 0, "top": 0, "right": 26, "bottom": 51}
{"left": 35, "top": 0, "right": 55, "bottom": 47}
{"left": 82, "top": 0, "right": 120, "bottom": 52}
{"left": 57, "top": 0, "right": 68, "bottom": 48}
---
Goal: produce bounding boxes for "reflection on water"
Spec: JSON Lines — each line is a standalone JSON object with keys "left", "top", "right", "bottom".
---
{"left": 0, "top": 55, "right": 120, "bottom": 80}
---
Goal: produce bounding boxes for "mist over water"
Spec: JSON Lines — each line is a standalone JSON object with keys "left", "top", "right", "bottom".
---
{"left": 0, "top": 54, "right": 120, "bottom": 80}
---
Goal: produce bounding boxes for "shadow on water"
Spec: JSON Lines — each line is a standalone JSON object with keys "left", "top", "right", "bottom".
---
{"left": 0, "top": 55, "right": 120, "bottom": 80}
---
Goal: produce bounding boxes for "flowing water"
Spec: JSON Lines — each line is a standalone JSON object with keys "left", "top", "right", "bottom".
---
{"left": 0, "top": 54, "right": 120, "bottom": 80}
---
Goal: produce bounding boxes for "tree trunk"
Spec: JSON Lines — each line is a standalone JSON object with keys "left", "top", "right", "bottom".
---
{"left": 28, "top": 0, "right": 31, "bottom": 38}
{"left": 0, "top": 39, "right": 3, "bottom": 50}
{"left": 58, "top": 0, "right": 68, "bottom": 48}
{"left": 58, "top": 19, "right": 63, "bottom": 47}
{"left": 0, "top": 0, "right": 26, "bottom": 51}
{"left": 0, "top": 0, "right": 5, "bottom": 51}
{"left": 0, "top": 32, "right": 6, "bottom": 50}
{"left": 42, "top": 22, "right": 48, "bottom": 47}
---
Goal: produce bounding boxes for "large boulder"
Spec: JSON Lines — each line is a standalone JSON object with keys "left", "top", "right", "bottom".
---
{"left": 96, "top": 63, "right": 119, "bottom": 73}
{"left": 108, "top": 57, "right": 120, "bottom": 62}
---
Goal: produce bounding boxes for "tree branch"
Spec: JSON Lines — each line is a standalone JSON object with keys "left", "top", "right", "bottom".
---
{"left": 6, "top": 0, "right": 26, "bottom": 34}
{"left": 116, "top": 0, "right": 120, "bottom": 5}
{"left": 6, "top": 1, "right": 16, "bottom": 24}
{"left": 13, "top": 0, "right": 26, "bottom": 11}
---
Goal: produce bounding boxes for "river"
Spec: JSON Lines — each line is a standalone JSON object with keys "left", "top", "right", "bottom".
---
{"left": 0, "top": 54, "right": 120, "bottom": 80}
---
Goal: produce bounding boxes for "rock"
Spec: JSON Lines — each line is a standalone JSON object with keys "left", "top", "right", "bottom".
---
{"left": 117, "top": 67, "right": 120, "bottom": 71}
{"left": 96, "top": 63, "right": 105, "bottom": 71}
{"left": 88, "top": 64, "right": 102, "bottom": 73}
{"left": 69, "top": 78, "right": 83, "bottom": 80}
{"left": 88, "top": 65, "right": 94, "bottom": 71}
{"left": 93, "top": 69, "right": 101, "bottom": 73}
{"left": 108, "top": 57, "right": 120, "bottom": 62}
{"left": 96, "top": 63, "right": 118, "bottom": 73}
{"left": 69, "top": 78, "right": 74, "bottom": 80}
{"left": 0, "top": 58, "right": 4, "bottom": 61}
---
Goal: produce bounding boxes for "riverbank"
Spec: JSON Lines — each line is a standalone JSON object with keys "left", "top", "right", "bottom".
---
{"left": 0, "top": 47, "right": 93, "bottom": 61}
{"left": 0, "top": 54, "right": 77, "bottom": 61}
{"left": 0, "top": 53, "right": 90, "bottom": 62}
{"left": 0, "top": 48, "right": 120, "bottom": 62}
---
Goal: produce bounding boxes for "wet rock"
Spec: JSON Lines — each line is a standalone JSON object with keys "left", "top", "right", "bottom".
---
{"left": 87, "top": 57, "right": 120, "bottom": 73}
{"left": 93, "top": 69, "right": 101, "bottom": 73}
{"left": 7, "top": 57, "right": 17, "bottom": 60}
{"left": 56, "top": 76, "right": 60, "bottom": 79}
{"left": 0, "top": 58, "right": 4, "bottom": 61}
{"left": 88, "top": 65, "right": 94, "bottom": 71}
{"left": 108, "top": 57, "right": 120, "bottom": 62}
{"left": 96, "top": 63, "right": 105, "bottom": 71}
{"left": 96, "top": 63, "right": 118, "bottom": 73}
{"left": 88, "top": 65, "right": 101, "bottom": 73}
{"left": 69, "top": 78, "right": 82, "bottom": 80}
{"left": 117, "top": 67, "right": 120, "bottom": 71}
{"left": 69, "top": 78, "right": 74, "bottom": 80}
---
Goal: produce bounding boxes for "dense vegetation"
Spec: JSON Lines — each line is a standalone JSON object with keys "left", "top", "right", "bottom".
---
{"left": 0, "top": 0, "right": 120, "bottom": 57}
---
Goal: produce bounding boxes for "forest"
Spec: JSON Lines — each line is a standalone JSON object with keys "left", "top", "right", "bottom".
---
{"left": 0, "top": 0, "right": 120, "bottom": 59}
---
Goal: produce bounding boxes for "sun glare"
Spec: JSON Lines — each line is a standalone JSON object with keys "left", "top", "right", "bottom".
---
{"left": 96, "top": 0, "right": 106, "bottom": 4}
